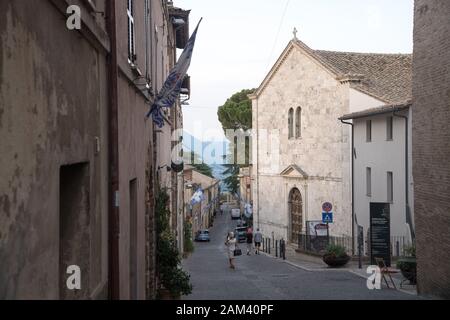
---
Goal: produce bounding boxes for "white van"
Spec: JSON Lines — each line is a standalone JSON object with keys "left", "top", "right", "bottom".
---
{"left": 231, "top": 209, "right": 241, "bottom": 220}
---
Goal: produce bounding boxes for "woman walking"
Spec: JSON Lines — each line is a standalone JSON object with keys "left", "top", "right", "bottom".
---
{"left": 225, "top": 232, "right": 237, "bottom": 269}
{"left": 246, "top": 228, "right": 253, "bottom": 255}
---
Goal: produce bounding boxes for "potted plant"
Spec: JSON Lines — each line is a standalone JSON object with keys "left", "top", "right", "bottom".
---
{"left": 323, "top": 244, "right": 350, "bottom": 268}
{"left": 156, "top": 189, "right": 193, "bottom": 299}
{"left": 396, "top": 244, "right": 417, "bottom": 285}
{"left": 183, "top": 220, "right": 194, "bottom": 257}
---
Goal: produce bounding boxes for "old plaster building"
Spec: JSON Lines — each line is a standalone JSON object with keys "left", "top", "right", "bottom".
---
{"left": 0, "top": 0, "right": 190, "bottom": 300}
{"left": 250, "top": 35, "right": 411, "bottom": 246}
{"left": 183, "top": 166, "right": 220, "bottom": 238}
{"left": 0, "top": 0, "right": 111, "bottom": 300}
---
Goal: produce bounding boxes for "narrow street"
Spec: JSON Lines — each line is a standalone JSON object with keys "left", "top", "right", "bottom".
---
{"left": 2, "top": 0, "right": 449, "bottom": 302}
{"left": 183, "top": 213, "right": 419, "bottom": 300}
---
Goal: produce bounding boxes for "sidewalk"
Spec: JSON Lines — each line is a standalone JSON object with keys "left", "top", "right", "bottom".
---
{"left": 261, "top": 244, "right": 418, "bottom": 296}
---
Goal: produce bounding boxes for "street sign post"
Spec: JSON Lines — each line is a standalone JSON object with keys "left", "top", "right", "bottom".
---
{"left": 322, "top": 202, "right": 333, "bottom": 213}
{"left": 322, "top": 212, "right": 333, "bottom": 223}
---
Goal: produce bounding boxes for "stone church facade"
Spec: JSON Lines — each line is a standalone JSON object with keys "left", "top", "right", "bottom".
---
{"left": 250, "top": 36, "right": 411, "bottom": 245}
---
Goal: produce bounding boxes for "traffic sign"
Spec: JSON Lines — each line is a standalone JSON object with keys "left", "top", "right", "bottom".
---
{"left": 322, "top": 212, "right": 333, "bottom": 223}
{"left": 322, "top": 202, "right": 333, "bottom": 213}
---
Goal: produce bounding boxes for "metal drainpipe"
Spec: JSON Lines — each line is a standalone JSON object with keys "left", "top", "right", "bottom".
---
{"left": 106, "top": 0, "right": 120, "bottom": 300}
{"left": 340, "top": 119, "right": 355, "bottom": 255}
{"left": 393, "top": 111, "right": 415, "bottom": 242}
{"left": 256, "top": 98, "right": 260, "bottom": 229}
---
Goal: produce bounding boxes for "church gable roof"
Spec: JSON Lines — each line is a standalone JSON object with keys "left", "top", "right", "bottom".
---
{"left": 280, "top": 164, "right": 309, "bottom": 179}
{"left": 251, "top": 38, "right": 412, "bottom": 105}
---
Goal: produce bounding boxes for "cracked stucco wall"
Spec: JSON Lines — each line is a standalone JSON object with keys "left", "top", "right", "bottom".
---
{"left": 0, "top": 0, "right": 109, "bottom": 299}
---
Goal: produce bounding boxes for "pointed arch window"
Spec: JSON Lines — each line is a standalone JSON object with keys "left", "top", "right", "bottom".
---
{"left": 295, "top": 107, "right": 302, "bottom": 138}
{"left": 288, "top": 108, "right": 294, "bottom": 139}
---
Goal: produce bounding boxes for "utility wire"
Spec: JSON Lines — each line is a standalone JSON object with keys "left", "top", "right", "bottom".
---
{"left": 265, "top": 0, "right": 291, "bottom": 75}
{"left": 182, "top": 105, "right": 219, "bottom": 109}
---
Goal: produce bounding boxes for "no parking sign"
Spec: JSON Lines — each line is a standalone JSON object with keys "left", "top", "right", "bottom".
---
{"left": 322, "top": 202, "right": 333, "bottom": 224}
{"left": 322, "top": 202, "right": 333, "bottom": 212}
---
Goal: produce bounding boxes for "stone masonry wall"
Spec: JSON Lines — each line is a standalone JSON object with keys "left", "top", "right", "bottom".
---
{"left": 413, "top": 0, "right": 450, "bottom": 299}
{"left": 253, "top": 43, "right": 352, "bottom": 242}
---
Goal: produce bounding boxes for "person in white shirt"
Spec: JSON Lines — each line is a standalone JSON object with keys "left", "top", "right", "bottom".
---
{"left": 225, "top": 232, "right": 237, "bottom": 269}
{"left": 254, "top": 229, "right": 263, "bottom": 255}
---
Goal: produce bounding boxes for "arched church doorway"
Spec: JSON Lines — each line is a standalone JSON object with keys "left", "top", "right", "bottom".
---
{"left": 289, "top": 188, "right": 303, "bottom": 243}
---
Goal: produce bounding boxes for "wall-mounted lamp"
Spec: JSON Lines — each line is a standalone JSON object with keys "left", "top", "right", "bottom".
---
{"left": 172, "top": 18, "right": 186, "bottom": 27}
{"left": 158, "top": 165, "right": 172, "bottom": 172}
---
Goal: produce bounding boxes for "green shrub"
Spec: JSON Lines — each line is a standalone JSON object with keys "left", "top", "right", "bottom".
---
{"left": 184, "top": 221, "right": 194, "bottom": 254}
{"left": 156, "top": 189, "right": 192, "bottom": 297}
{"left": 404, "top": 244, "right": 416, "bottom": 257}
{"left": 325, "top": 244, "right": 348, "bottom": 258}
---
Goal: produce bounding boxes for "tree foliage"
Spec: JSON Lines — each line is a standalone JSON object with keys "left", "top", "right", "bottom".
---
{"left": 217, "top": 89, "right": 255, "bottom": 132}
{"left": 222, "top": 164, "right": 240, "bottom": 194}
{"left": 217, "top": 89, "right": 255, "bottom": 193}
{"left": 185, "top": 151, "right": 214, "bottom": 178}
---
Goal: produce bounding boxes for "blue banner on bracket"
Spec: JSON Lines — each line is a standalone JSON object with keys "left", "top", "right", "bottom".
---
{"left": 146, "top": 19, "right": 202, "bottom": 127}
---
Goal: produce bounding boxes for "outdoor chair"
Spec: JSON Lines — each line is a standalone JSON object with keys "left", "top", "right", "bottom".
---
{"left": 375, "top": 257, "right": 399, "bottom": 289}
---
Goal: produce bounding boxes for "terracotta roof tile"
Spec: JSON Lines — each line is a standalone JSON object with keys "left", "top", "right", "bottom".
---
{"left": 314, "top": 50, "right": 412, "bottom": 104}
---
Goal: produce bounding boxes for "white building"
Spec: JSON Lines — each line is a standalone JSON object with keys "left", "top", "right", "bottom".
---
{"left": 250, "top": 35, "right": 411, "bottom": 247}
{"left": 340, "top": 102, "right": 414, "bottom": 258}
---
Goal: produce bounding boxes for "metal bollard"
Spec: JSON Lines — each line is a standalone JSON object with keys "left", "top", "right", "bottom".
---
{"left": 396, "top": 241, "right": 400, "bottom": 257}
{"left": 280, "top": 239, "right": 283, "bottom": 260}
{"left": 268, "top": 239, "right": 271, "bottom": 255}
{"left": 282, "top": 239, "right": 286, "bottom": 260}
{"left": 276, "top": 240, "right": 279, "bottom": 257}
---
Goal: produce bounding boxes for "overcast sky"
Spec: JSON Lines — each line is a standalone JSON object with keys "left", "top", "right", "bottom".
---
{"left": 175, "top": 0, "right": 414, "bottom": 142}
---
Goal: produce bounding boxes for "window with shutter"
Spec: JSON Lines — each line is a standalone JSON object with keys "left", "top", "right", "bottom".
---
{"left": 288, "top": 108, "right": 294, "bottom": 139}
{"left": 295, "top": 107, "right": 302, "bottom": 138}
{"left": 127, "top": 0, "right": 136, "bottom": 63}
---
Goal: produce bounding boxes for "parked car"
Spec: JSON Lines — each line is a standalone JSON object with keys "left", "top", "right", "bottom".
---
{"left": 195, "top": 230, "right": 210, "bottom": 242}
{"left": 234, "top": 227, "right": 247, "bottom": 243}
{"left": 236, "top": 219, "right": 247, "bottom": 227}
{"left": 231, "top": 209, "right": 241, "bottom": 220}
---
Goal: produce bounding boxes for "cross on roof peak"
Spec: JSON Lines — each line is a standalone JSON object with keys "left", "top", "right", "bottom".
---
{"left": 293, "top": 27, "right": 298, "bottom": 40}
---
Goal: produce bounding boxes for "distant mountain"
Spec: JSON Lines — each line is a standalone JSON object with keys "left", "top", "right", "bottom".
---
{"left": 183, "top": 131, "right": 229, "bottom": 166}
{"left": 183, "top": 131, "right": 230, "bottom": 191}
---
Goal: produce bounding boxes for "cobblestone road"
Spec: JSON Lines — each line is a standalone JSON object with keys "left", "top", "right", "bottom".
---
{"left": 182, "top": 213, "right": 419, "bottom": 300}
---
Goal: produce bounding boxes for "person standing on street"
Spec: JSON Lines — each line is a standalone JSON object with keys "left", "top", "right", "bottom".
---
{"left": 225, "top": 232, "right": 237, "bottom": 269}
{"left": 246, "top": 228, "right": 253, "bottom": 255}
{"left": 254, "top": 228, "right": 263, "bottom": 255}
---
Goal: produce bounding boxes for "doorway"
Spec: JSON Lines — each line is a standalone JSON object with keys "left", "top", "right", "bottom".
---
{"left": 289, "top": 188, "right": 303, "bottom": 243}
{"left": 59, "top": 162, "right": 90, "bottom": 299}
